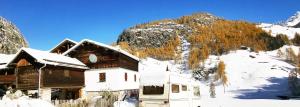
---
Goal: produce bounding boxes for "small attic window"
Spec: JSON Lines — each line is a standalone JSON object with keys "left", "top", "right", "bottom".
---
{"left": 64, "top": 70, "right": 70, "bottom": 77}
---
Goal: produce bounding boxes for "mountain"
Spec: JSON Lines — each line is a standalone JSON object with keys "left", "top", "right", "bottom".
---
{"left": 131, "top": 12, "right": 300, "bottom": 106}
{"left": 285, "top": 11, "right": 300, "bottom": 28}
{"left": 117, "top": 12, "right": 287, "bottom": 63}
{"left": 259, "top": 11, "right": 300, "bottom": 39}
{"left": 0, "top": 17, "right": 28, "bottom": 54}
{"left": 117, "top": 13, "right": 221, "bottom": 49}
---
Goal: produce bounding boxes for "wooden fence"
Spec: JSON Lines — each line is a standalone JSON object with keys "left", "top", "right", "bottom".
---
{"left": 52, "top": 95, "right": 118, "bottom": 107}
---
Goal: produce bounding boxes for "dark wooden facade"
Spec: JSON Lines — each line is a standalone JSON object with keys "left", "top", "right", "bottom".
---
{"left": 16, "top": 66, "right": 84, "bottom": 90}
{"left": 66, "top": 41, "right": 138, "bottom": 71}
{"left": 7, "top": 51, "right": 85, "bottom": 90}
{"left": 0, "top": 68, "right": 16, "bottom": 85}
{"left": 16, "top": 66, "right": 38, "bottom": 90}
{"left": 42, "top": 66, "right": 84, "bottom": 88}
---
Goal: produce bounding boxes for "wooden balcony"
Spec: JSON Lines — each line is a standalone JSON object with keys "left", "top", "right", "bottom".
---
{"left": 0, "top": 75, "right": 16, "bottom": 84}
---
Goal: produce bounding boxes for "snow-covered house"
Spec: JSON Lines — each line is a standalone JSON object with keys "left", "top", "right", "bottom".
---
{"left": 49, "top": 38, "right": 78, "bottom": 54}
{"left": 0, "top": 54, "right": 16, "bottom": 93}
{"left": 1, "top": 38, "right": 140, "bottom": 100}
{"left": 63, "top": 39, "right": 140, "bottom": 98}
{"left": 139, "top": 58, "right": 201, "bottom": 107}
{"left": 6, "top": 48, "right": 88, "bottom": 101}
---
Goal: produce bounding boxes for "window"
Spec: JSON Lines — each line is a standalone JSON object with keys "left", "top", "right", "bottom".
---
{"left": 134, "top": 74, "right": 137, "bottom": 82}
{"left": 64, "top": 70, "right": 70, "bottom": 77}
{"left": 143, "top": 85, "right": 164, "bottom": 95}
{"left": 172, "top": 84, "right": 180, "bottom": 93}
{"left": 99, "top": 73, "right": 106, "bottom": 82}
{"left": 125, "top": 73, "right": 128, "bottom": 81}
{"left": 48, "top": 70, "right": 52, "bottom": 75}
{"left": 182, "top": 85, "right": 187, "bottom": 91}
{"left": 193, "top": 87, "right": 200, "bottom": 96}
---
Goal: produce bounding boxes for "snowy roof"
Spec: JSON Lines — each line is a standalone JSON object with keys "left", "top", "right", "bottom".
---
{"left": 139, "top": 58, "right": 171, "bottom": 86}
{"left": 49, "top": 38, "right": 78, "bottom": 52}
{"left": 62, "top": 39, "right": 139, "bottom": 61}
{"left": 0, "top": 54, "right": 15, "bottom": 64}
{"left": 0, "top": 54, "right": 15, "bottom": 69}
{"left": 8, "top": 48, "right": 88, "bottom": 69}
{"left": 139, "top": 58, "right": 194, "bottom": 86}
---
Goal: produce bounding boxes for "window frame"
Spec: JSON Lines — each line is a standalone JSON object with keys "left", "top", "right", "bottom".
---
{"left": 182, "top": 85, "right": 187, "bottom": 91}
{"left": 124, "top": 72, "right": 128, "bottom": 82}
{"left": 171, "top": 84, "right": 180, "bottom": 93}
{"left": 99, "top": 73, "right": 106, "bottom": 82}
{"left": 143, "top": 85, "right": 164, "bottom": 95}
{"left": 64, "top": 70, "right": 70, "bottom": 77}
{"left": 193, "top": 86, "right": 200, "bottom": 96}
{"left": 134, "top": 74, "right": 137, "bottom": 82}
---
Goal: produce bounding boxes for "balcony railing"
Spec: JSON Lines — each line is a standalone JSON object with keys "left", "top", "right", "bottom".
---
{"left": 0, "top": 75, "right": 16, "bottom": 83}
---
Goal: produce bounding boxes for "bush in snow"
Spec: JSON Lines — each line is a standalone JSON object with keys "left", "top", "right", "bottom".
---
{"left": 285, "top": 47, "right": 297, "bottom": 63}
{"left": 288, "top": 70, "right": 300, "bottom": 96}
{"left": 209, "top": 82, "right": 216, "bottom": 98}
{"left": 192, "top": 65, "right": 217, "bottom": 81}
{"left": 291, "top": 33, "right": 300, "bottom": 46}
{"left": 277, "top": 49, "right": 284, "bottom": 58}
{"left": 101, "top": 91, "right": 114, "bottom": 101}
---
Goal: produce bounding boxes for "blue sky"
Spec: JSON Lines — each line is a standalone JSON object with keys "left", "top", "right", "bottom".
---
{"left": 0, "top": 0, "right": 299, "bottom": 50}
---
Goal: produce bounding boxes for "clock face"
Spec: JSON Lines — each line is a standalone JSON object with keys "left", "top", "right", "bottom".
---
{"left": 89, "top": 54, "right": 97, "bottom": 63}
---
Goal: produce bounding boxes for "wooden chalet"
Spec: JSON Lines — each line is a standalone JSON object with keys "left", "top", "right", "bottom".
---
{"left": 0, "top": 54, "right": 16, "bottom": 95}
{"left": 63, "top": 39, "right": 140, "bottom": 98}
{"left": 6, "top": 48, "right": 88, "bottom": 100}
{"left": 1, "top": 38, "right": 140, "bottom": 100}
{"left": 49, "top": 38, "right": 77, "bottom": 54}
{"left": 63, "top": 39, "right": 139, "bottom": 71}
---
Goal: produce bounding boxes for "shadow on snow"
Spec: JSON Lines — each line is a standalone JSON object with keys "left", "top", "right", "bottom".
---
{"left": 233, "top": 77, "right": 294, "bottom": 100}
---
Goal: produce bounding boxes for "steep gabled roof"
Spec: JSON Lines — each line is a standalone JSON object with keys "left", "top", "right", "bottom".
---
{"left": 62, "top": 39, "right": 139, "bottom": 61}
{"left": 49, "top": 38, "right": 78, "bottom": 53}
{"left": 8, "top": 48, "right": 88, "bottom": 69}
{"left": 0, "top": 54, "right": 15, "bottom": 64}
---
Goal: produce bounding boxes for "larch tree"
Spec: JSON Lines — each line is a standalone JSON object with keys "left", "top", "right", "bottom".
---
{"left": 215, "top": 61, "right": 228, "bottom": 93}
{"left": 292, "top": 33, "right": 300, "bottom": 46}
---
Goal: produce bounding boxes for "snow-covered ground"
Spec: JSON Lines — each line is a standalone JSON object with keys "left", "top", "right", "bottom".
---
{"left": 259, "top": 23, "right": 300, "bottom": 39}
{"left": 199, "top": 47, "right": 300, "bottom": 107}
{"left": 258, "top": 11, "right": 300, "bottom": 39}
{"left": 0, "top": 91, "right": 53, "bottom": 107}
{"left": 139, "top": 45, "right": 300, "bottom": 107}
{"left": 0, "top": 98, "right": 54, "bottom": 107}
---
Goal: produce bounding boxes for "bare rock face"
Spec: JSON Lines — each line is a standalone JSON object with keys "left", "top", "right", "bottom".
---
{"left": 0, "top": 17, "right": 28, "bottom": 54}
{"left": 117, "top": 13, "right": 221, "bottom": 49}
{"left": 118, "top": 21, "right": 192, "bottom": 49}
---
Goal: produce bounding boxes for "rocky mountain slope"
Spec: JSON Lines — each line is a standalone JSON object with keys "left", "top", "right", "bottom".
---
{"left": 117, "top": 13, "right": 221, "bottom": 49}
{"left": 0, "top": 17, "right": 28, "bottom": 54}
{"left": 259, "top": 11, "right": 300, "bottom": 39}
{"left": 134, "top": 12, "right": 300, "bottom": 107}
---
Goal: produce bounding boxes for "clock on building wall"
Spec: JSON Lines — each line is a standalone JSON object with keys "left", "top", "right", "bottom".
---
{"left": 89, "top": 54, "right": 97, "bottom": 63}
